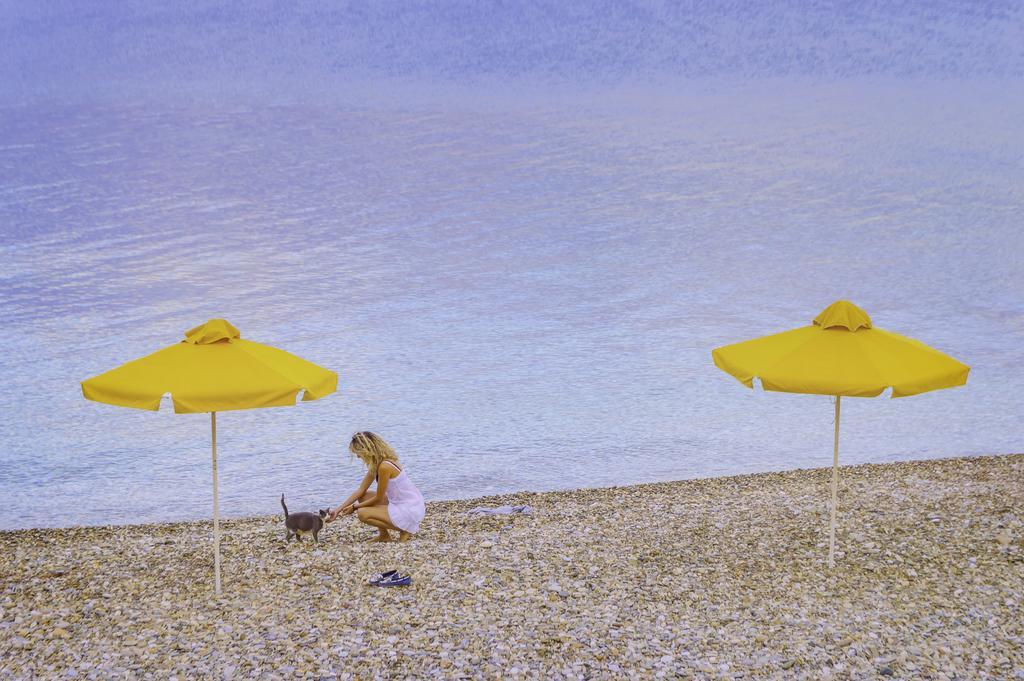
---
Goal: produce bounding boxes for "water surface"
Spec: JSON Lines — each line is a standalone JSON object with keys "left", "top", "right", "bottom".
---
{"left": 1, "top": 2, "right": 1022, "bottom": 528}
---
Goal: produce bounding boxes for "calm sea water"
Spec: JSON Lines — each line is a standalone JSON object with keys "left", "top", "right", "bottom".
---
{"left": 1, "top": 2, "right": 1022, "bottom": 529}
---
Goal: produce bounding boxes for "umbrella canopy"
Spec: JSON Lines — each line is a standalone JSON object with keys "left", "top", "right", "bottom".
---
{"left": 712, "top": 300, "right": 969, "bottom": 397}
{"left": 82, "top": 319, "right": 337, "bottom": 594}
{"left": 82, "top": 319, "right": 337, "bottom": 413}
{"left": 712, "top": 300, "right": 969, "bottom": 567}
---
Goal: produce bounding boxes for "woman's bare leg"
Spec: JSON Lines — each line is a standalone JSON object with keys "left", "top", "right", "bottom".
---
{"left": 357, "top": 506, "right": 400, "bottom": 542}
{"left": 347, "top": 492, "right": 390, "bottom": 540}
{"left": 351, "top": 492, "right": 388, "bottom": 539}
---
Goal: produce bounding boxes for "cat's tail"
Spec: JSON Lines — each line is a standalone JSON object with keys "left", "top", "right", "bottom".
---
{"left": 280, "top": 494, "right": 288, "bottom": 519}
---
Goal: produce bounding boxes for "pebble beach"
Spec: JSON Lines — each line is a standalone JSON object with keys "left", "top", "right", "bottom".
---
{"left": 2, "top": 454, "right": 1022, "bottom": 680}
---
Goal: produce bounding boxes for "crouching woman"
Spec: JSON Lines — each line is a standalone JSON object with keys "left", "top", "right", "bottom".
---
{"left": 329, "top": 431, "right": 425, "bottom": 542}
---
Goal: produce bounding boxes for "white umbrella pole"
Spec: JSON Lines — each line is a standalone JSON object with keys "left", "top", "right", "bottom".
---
{"left": 211, "top": 411, "right": 222, "bottom": 595}
{"left": 828, "top": 396, "right": 841, "bottom": 569}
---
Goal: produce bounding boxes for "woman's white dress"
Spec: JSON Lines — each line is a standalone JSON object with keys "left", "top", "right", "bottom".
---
{"left": 382, "top": 463, "right": 425, "bottom": 534}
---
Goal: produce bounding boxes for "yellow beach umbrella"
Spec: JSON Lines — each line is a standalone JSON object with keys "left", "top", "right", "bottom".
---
{"left": 82, "top": 319, "right": 338, "bottom": 594}
{"left": 712, "top": 300, "right": 969, "bottom": 568}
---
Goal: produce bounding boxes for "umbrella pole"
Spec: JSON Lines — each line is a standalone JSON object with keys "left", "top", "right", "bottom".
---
{"left": 828, "top": 396, "right": 841, "bottom": 569}
{"left": 211, "top": 411, "right": 222, "bottom": 595}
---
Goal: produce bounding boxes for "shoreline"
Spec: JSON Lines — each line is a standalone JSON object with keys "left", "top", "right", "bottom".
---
{"left": 2, "top": 453, "right": 1022, "bottom": 679}
{"left": 2, "top": 451, "right": 1017, "bottom": 535}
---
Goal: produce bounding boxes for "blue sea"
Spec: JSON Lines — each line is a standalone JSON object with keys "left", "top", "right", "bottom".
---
{"left": 1, "top": 1, "right": 1022, "bottom": 529}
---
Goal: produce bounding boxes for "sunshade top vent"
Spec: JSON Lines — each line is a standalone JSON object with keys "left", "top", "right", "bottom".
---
{"left": 813, "top": 300, "right": 872, "bottom": 331}
{"left": 185, "top": 319, "right": 241, "bottom": 344}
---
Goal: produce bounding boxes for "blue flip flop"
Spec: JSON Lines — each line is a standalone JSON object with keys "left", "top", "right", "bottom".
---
{"left": 367, "top": 570, "right": 398, "bottom": 586}
{"left": 376, "top": 572, "right": 412, "bottom": 587}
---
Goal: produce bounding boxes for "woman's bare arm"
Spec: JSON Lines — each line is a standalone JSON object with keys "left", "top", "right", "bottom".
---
{"left": 356, "top": 464, "right": 395, "bottom": 507}
{"left": 331, "top": 468, "right": 375, "bottom": 519}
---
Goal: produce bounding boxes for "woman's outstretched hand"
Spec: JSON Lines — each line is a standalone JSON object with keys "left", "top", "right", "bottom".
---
{"left": 328, "top": 504, "right": 355, "bottom": 523}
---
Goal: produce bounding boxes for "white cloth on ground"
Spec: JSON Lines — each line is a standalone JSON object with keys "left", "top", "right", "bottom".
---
{"left": 466, "top": 505, "right": 532, "bottom": 515}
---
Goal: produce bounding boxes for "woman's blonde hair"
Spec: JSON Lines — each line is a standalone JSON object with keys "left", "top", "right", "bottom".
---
{"left": 349, "top": 431, "right": 399, "bottom": 471}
